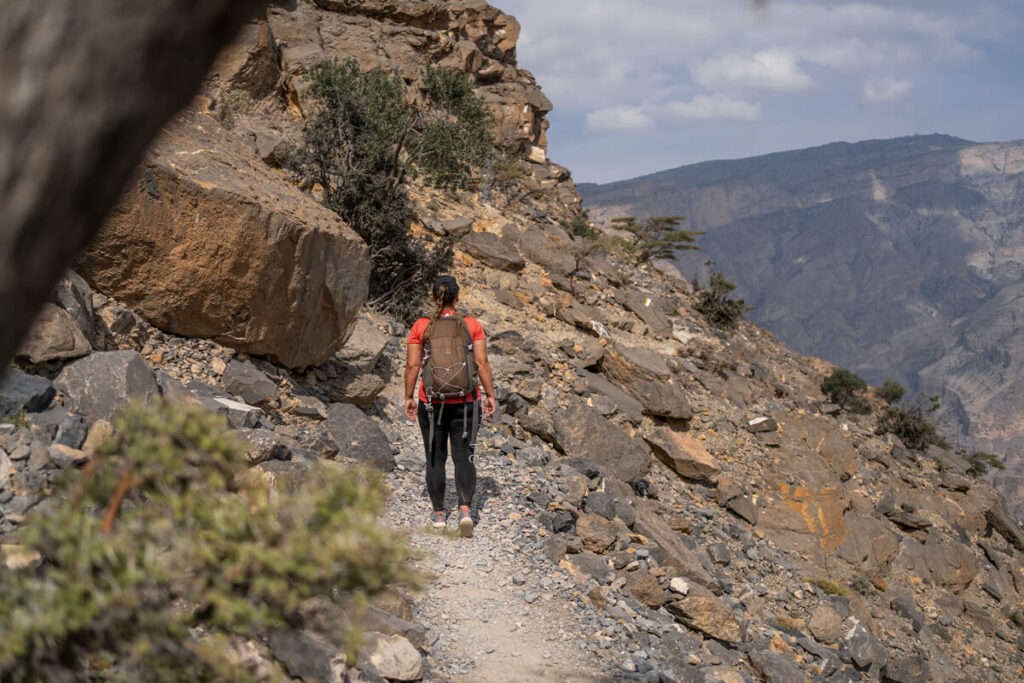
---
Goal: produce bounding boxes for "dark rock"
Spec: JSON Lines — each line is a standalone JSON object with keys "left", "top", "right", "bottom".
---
{"left": 53, "top": 415, "right": 88, "bottom": 449}
{"left": 940, "top": 472, "right": 971, "bottom": 492}
{"left": 844, "top": 624, "right": 887, "bottom": 671}
{"left": 577, "top": 370, "right": 644, "bottom": 422}
{"left": 748, "top": 649, "right": 805, "bottom": 683}
{"left": 585, "top": 491, "right": 617, "bottom": 520}
{"left": 461, "top": 231, "right": 525, "bottom": 271}
{"left": 889, "top": 596, "right": 925, "bottom": 632}
{"left": 623, "top": 291, "right": 672, "bottom": 339}
{"left": 566, "top": 552, "right": 611, "bottom": 582}
{"left": 726, "top": 496, "right": 758, "bottom": 526}
{"left": 964, "top": 601, "right": 999, "bottom": 634}
{"left": 746, "top": 417, "right": 777, "bottom": 433}
{"left": 0, "top": 370, "right": 55, "bottom": 418}
{"left": 985, "top": 501, "right": 1024, "bottom": 553}
{"left": 326, "top": 402, "right": 394, "bottom": 471}
{"left": 706, "top": 543, "right": 731, "bottom": 566}
{"left": 54, "top": 351, "right": 158, "bottom": 420}
{"left": 268, "top": 628, "right": 336, "bottom": 682}
{"left": 155, "top": 370, "right": 188, "bottom": 401}
{"left": 548, "top": 396, "right": 650, "bottom": 483}
{"left": 543, "top": 537, "right": 567, "bottom": 564}
{"left": 881, "top": 656, "right": 930, "bottom": 683}
{"left": 222, "top": 360, "right": 278, "bottom": 405}
{"left": 885, "top": 508, "right": 932, "bottom": 530}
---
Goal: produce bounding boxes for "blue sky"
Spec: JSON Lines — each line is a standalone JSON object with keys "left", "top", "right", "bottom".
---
{"left": 497, "top": 0, "right": 1024, "bottom": 183}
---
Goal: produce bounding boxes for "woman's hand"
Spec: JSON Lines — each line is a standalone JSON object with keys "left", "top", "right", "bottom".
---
{"left": 483, "top": 395, "right": 496, "bottom": 418}
{"left": 404, "top": 397, "right": 417, "bottom": 421}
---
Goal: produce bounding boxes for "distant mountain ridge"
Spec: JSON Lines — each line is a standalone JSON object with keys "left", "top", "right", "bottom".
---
{"left": 581, "top": 133, "right": 1024, "bottom": 516}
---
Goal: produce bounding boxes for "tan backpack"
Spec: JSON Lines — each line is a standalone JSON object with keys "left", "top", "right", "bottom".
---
{"left": 421, "top": 316, "right": 478, "bottom": 401}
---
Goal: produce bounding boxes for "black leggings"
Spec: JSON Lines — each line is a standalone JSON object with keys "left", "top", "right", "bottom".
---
{"left": 417, "top": 400, "right": 478, "bottom": 510}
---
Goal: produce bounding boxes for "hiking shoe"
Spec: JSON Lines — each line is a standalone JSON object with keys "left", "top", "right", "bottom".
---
{"left": 458, "top": 506, "right": 474, "bottom": 538}
{"left": 430, "top": 510, "right": 445, "bottom": 529}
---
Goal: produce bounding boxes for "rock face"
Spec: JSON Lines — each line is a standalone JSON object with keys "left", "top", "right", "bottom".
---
{"left": 80, "top": 111, "right": 369, "bottom": 370}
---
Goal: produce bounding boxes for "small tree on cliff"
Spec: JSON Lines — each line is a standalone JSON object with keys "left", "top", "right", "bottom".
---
{"left": 610, "top": 215, "right": 702, "bottom": 266}
{"left": 292, "top": 59, "right": 494, "bottom": 321}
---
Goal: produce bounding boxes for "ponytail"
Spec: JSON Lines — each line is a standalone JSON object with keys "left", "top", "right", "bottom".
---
{"left": 433, "top": 284, "right": 457, "bottom": 320}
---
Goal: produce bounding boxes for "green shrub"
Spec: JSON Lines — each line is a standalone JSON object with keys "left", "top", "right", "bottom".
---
{"left": 821, "top": 368, "right": 871, "bottom": 414}
{"left": 217, "top": 89, "right": 252, "bottom": 129}
{"left": 0, "top": 401, "right": 413, "bottom": 680}
{"left": 875, "top": 380, "right": 906, "bottom": 404}
{"left": 694, "top": 271, "right": 750, "bottom": 328}
{"left": 966, "top": 451, "right": 1005, "bottom": 477}
{"left": 561, "top": 209, "right": 598, "bottom": 240}
{"left": 807, "top": 578, "right": 850, "bottom": 596}
{"left": 290, "top": 59, "right": 494, "bottom": 322}
{"left": 609, "top": 216, "right": 702, "bottom": 265}
{"left": 877, "top": 398, "right": 950, "bottom": 451}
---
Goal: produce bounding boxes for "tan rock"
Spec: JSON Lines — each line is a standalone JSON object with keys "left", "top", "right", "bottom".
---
{"left": 625, "top": 569, "right": 668, "bottom": 608}
{"left": 644, "top": 425, "right": 720, "bottom": 480}
{"left": 81, "top": 419, "right": 114, "bottom": 457}
{"left": 808, "top": 604, "right": 842, "bottom": 644}
{"left": 16, "top": 303, "right": 91, "bottom": 364}
{"left": 576, "top": 513, "right": 619, "bottom": 553}
{"left": 667, "top": 596, "right": 743, "bottom": 643}
{"left": 80, "top": 111, "right": 369, "bottom": 370}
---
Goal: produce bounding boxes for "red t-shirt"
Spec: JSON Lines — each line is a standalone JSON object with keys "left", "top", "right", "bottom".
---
{"left": 408, "top": 311, "right": 486, "bottom": 403}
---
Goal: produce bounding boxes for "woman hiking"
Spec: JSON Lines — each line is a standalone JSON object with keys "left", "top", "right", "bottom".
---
{"left": 404, "top": 275, "right": 496, "bottom": 537}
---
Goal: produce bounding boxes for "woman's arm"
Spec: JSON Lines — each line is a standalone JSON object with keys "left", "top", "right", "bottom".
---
{"left": 473, "top": 339, "right": 496, "bottom": 417}
{"left": 404, "top": 343, "right": 422, "bottom": 420}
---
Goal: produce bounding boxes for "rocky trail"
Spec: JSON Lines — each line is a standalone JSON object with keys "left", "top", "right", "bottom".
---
{"left": 380, "top": 382, "right": 622, "bottom": 683}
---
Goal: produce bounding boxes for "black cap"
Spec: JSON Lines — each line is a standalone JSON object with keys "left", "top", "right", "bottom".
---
{"left": 433, "top": 275, "right": 459, "bottom": 297}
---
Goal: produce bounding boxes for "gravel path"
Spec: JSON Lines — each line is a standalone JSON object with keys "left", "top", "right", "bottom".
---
{"left": 380, "top": 394, "right": 620, "bottom": 683}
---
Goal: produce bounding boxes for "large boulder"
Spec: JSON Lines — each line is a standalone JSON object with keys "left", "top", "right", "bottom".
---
{"left": 0, "top": 370, "right": 55, "bottom": 419}
{"left": 16, "top": 303, "right": 91, "bottom": 364}
{"left": 548, "top": 396, "right": 650, "bottom": 483}
{"left": 599, "top": 343, "right": 691, "bottom": 420}
{"left": 643, "top": 425, "right": 719, "bottom": 480}
{"left": 79, "top": 111, "right": 369, "bottom": 370}
{"left": 461, "top": 231, "right": 525, "bottom": 272}
{"left": 326, "top": 403, "right": 394, "bottom": 471}
{"left": 54, "top": 351, "right": 159, "bottom": 420}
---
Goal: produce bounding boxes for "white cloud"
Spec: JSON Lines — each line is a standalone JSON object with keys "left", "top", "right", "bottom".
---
{"left": 585, "top": 106, "right": 652, "bottom": 132}
{"left": 664, "top": 94, "right": 762, "bottom": 121}
{"left": 862, "top": 77, "right": 912, "bottom": 102}
{"left": 693, "top": 50, "right": 814, "bottom": 91}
